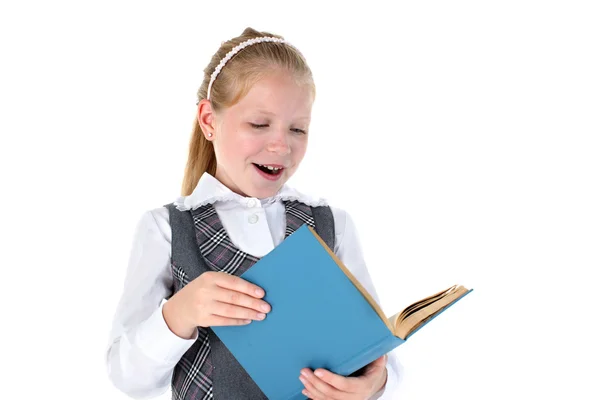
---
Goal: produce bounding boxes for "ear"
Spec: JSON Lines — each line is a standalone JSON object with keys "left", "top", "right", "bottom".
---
{"left": 197, "top": 99, "right": 216, "bottom": 140}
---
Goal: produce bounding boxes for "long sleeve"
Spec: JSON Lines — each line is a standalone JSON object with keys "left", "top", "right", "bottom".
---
{"left": 105, "top": 209, "right": 197, "bottom": 399}
{"left": 332, "top": 207, "right": 404, "bottom": 400}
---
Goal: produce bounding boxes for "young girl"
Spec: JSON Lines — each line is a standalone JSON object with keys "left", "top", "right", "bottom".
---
{"left": 106, "top": 27, "right": 403, "bottom": 400}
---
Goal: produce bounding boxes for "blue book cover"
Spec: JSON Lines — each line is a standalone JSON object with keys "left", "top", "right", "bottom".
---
{"left": 212, "top": 225, "right": 472, "bottom": 400}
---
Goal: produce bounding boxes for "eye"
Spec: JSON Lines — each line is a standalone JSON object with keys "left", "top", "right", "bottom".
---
{"left": 250, "top": 123, "right": 307, "bottom": 134}
{"left": 250, "top": 123, "right": 268, "bottom": 129}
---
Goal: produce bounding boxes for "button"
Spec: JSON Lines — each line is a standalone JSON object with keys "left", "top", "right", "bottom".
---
{"left": 247, "top": 199, "right": 257, "bottom": 208}
{"left": 248, "top": 214, "right": 259, "bottom": 224}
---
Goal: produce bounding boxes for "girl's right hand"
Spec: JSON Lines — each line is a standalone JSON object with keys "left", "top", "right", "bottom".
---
{"left": 162, "top": 271, "right": 271, "bottom": 339}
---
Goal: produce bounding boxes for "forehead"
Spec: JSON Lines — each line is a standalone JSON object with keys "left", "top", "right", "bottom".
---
{"left": 232, "top": 72, "right": 314, "bottom": 118}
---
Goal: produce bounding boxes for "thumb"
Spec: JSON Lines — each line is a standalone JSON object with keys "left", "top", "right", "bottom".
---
{"left": 363, "top": 354, "right": 388, "bottom": 376}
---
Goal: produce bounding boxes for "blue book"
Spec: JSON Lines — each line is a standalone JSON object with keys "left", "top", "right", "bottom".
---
{"left": 212, "top": 225, "right": 473, "bottom": 400}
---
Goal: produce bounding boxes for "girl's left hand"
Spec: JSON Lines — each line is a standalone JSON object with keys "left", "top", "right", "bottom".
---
{"left": 299, "top": 355, "right": 388, "bottom": 400}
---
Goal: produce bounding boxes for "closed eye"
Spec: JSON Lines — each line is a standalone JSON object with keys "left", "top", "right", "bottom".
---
{"left": 250, "top": 123, "right": 307, "bottom": 135}
{"left": 250, "top": 123, "right": 268, "bottom": 129}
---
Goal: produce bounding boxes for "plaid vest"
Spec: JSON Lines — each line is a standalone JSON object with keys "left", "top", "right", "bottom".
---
{"left": 164, "top": 200, "right": 335, "bottom": 400}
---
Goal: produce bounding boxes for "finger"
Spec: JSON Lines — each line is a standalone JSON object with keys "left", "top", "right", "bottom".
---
{"left": 302, "top": 388, "right": 321, "bottom": 400}
{"left": 214, "top": 273, "right": 266, "bottom": 299}
{"left": 311, "top": 368, "right": 359, "bottom": 393}
{"left": 213, "top": 286, "right": 271, "bottom": 314}
{"left": 299, "top": 375, "right": 324, "bottom": 400}
{"left": 373, "top": 354, "right": 387, "bottom": 367}
{"left": 363, "top": 355, "right": 388, "bottom": 377}
{"left": 211, "top": 300, "right": 267, "bottom": 321}
{"left": 300, "top": 370, "right": 346, "bottom": 400}
{"left": 205, "top": 314, "right": 253, "bottom": 327}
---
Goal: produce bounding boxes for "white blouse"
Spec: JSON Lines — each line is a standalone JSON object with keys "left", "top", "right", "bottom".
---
{"left": 105, "top": 172, "right": 403, "bottom": 399}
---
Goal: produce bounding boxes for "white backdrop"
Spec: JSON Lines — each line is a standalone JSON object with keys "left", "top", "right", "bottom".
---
{"left": 1, "top": 1, "right": 599, "bottom": 399}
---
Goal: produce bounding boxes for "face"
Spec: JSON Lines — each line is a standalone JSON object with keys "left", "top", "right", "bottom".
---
{"left": 198, "top": 70, "right": 313, "bottom": 199}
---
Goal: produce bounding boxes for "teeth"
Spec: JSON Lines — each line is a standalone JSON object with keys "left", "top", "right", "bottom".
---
{"left": 259, "top": 164, "right": 282, "bottom": 171}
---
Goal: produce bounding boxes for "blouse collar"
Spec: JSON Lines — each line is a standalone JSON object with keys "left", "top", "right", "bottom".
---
{"left": 174, "top": 172, "right": 328, "bottom": 211}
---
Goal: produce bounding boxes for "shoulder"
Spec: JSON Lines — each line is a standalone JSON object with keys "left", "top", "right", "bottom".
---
{"left": 131, "top": 205, "right": 172, "bottom": 245}
{"left": 152, "top": 205, "right": 171, "bottom": 228}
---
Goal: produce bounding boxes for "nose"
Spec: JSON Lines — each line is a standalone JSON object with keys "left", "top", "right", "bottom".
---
{"left": 266, "top": 129, "right": 291, "bottom": 155}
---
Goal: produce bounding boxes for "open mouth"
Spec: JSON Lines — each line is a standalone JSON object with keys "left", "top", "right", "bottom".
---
{"left": 253, "top": 163, "right": 284, "bottom": 178}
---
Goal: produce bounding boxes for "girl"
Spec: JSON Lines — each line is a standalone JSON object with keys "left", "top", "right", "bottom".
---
{"left": 106, "top": 27, "right": 403, "bottom": 400}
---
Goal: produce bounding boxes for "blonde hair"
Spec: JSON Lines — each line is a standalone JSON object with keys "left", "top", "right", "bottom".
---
{"left": 180, "top": 27, "right": 316, "bottom": 196}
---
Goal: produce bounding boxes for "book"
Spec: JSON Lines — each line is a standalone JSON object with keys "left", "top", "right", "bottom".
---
{"left": 212, "top": 225, "right": 473, "bottom": 400}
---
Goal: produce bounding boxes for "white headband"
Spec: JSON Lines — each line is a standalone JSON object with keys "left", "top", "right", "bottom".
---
{"left": 206, "top": 36, "right": 289, "bottom": 101}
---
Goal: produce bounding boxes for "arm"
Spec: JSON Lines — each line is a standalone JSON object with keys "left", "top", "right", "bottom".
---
{"left": 332, "top": 207, "right": 405, "bottom": 399}
{"left": 105, "top": 208, "right": 197, "bottom": 398}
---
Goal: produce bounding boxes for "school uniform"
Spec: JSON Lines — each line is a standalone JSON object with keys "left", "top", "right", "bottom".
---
{"left": 106, "top": 172, "right": 403, "bottom": 399}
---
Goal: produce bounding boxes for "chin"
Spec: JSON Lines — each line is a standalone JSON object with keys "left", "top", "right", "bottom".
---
{"left": 242, "top": 168, "right": 293, "bottom": 199}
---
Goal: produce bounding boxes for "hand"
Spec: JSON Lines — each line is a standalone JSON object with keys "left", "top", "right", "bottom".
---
{"left": 299, "top": 355, "right": 388, "bottom": 400}
{"left": 163, "top": 271, "right": 271, "bottom": 339}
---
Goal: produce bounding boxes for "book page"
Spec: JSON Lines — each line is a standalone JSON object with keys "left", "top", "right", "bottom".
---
{"left": 393, "top": 285, "right": 469, "bottom": 339}
{"left": 388, "top": 285, "right": 458, "bottom": 329}
{"left": 398, "top": 285, "right": 459, "bottom": 321}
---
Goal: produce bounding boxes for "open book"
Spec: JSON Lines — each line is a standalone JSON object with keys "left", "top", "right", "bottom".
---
{"left": 212, "top": 225, "right": 473, "bottom": 400}
{"left": 388, "top": 284, "right": 471, "bottom": 339}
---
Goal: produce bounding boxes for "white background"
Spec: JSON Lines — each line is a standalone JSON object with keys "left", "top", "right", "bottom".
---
{"left": 1, "top": 1, "right": 599, "bottom": 399}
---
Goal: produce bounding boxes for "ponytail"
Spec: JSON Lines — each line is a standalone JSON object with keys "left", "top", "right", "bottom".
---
{"left": 180, "top": 116, "right": 216, "bottom": 196}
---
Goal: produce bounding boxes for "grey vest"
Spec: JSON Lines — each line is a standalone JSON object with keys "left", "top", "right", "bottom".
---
{"left": 164, "top": 200, "right": 335, "bottom": 399}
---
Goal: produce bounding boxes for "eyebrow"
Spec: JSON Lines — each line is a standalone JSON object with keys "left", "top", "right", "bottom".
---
{"left": 256, "top": 109, "right": 276, "bottom": 116}
{"left": 255, "top": 109, "right": 311, "bottom": 121}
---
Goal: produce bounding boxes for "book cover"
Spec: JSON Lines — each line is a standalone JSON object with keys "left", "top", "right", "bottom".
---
{"left": 212, "top": 225, "right": 471, "bottom": 400}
